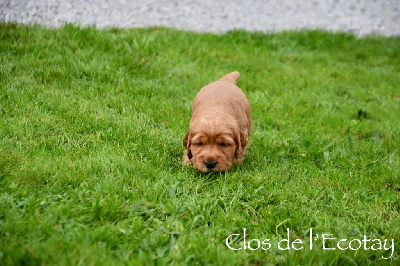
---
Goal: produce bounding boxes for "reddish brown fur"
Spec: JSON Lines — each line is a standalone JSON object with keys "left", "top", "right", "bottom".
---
{"left": 183, "top": 71, "right": 252, "bottom": 172}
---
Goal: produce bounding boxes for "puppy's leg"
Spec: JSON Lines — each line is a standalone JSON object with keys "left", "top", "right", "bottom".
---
{"left": 182, "top": 131, "right": 192, "bottom": 165}
{"left": 235, "top": 147, "right": 247, "bottom": 163}
{"left": 182, "top": 151, "right": 192, "bottom": 165}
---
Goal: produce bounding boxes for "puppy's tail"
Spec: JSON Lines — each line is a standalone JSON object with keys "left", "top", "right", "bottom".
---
{"left": 219, "top": 71, "right": 240, "bottom": 84}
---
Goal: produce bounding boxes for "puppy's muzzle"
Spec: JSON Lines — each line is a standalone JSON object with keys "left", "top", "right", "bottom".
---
{"left": 204, "top": 160, "right": 217, "bottom": 170}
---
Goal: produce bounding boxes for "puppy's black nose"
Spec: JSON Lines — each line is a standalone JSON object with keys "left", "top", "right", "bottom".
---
{"left": 204, "top": 161, "right": 217, "bottom": 170}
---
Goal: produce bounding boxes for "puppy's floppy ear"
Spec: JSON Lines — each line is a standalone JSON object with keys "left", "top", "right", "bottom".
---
{"left": 235, "top": 131, "right": 248, "bottom": 162}
{"left": 183, "top": 130, "right": 192, "bottom": 160}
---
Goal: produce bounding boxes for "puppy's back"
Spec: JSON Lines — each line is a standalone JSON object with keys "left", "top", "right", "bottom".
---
{"left": 192, "top": 72, "right": 251, "bottom": 131}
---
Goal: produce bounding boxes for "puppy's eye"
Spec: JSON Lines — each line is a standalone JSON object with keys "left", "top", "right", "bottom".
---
{"left": 220, "top": 142, "right": 227, "bottom": 148}
{"left": 197, "top": 142, "right": 203, "bottom": 147}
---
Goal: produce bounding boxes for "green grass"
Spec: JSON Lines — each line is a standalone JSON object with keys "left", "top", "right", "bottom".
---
{"left": 0, "top": 23, "right": 399, "bottom": 265}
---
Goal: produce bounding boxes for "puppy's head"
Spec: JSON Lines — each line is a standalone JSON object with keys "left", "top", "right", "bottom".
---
{"left": 183, "top": 116, "right": 246, "bottom": 173}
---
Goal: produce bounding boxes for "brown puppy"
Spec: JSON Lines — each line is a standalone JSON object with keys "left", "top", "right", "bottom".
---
{"left": 183, "top": 71, "right": 252, "bottom": 172}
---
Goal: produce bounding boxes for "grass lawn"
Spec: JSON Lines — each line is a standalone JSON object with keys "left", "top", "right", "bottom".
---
{"left": 0, "top": 23, "right": 399, "bottom": 265}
